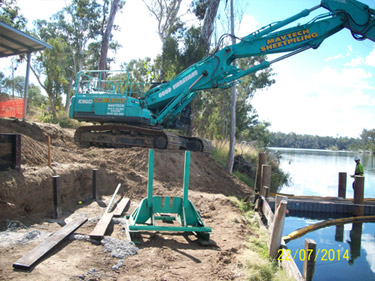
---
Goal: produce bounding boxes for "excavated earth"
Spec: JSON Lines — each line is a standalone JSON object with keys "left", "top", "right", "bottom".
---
{"left": 0, "top": 118, "right": 255, "bottom": 281}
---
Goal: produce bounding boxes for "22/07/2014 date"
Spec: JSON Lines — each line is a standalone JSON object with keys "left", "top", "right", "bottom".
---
{"left": 278, "top": 248, "right": 350, "bottom": 261}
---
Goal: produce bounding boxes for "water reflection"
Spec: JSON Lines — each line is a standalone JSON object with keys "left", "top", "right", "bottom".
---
{"left": 347, "top": 222, "right": 362, "bottom": 265}
{"left": 284, "top": 218, "right": 375, "bottom": 280}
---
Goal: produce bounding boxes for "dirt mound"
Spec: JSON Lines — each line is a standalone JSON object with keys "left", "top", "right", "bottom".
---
{"left": 0, "top": 118, "right": 73, "bottom": 144}
{"left": 0, "top": 118, "right": 77, "bottom": 166}
{"left": 0, "top": 118, "right": 256, "bottom": 281}
{"left": 0, "top": 118, "right": 252, "bottom": 224}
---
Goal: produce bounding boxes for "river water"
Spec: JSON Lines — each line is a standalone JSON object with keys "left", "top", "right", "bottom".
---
{"left": 271, "top": 147, "right": 375, "bottom": 198}
{"left": 269, "top": 148, "right": 375, "bottom": 280}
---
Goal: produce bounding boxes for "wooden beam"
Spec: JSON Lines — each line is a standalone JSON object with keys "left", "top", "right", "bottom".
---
{"left": 280, "top": 244, "right": 304, "bottom": 281}
{"left": 113, "top": 197, "right": 130, "bottom": 217}
{"left": 261, "top": 196, "right": 274, "bottom": 227}
{"left": 303, "top": 239, "right": 316, "bottom": 281}
{"left": 89, "top": 212, "right": 113, "bottom": 240}
{"left": 13, "top": 218, "right": 87, "bottom": 270}
{"left": 255, "top": 152, "right": 266, "bottom": 192}
{"left": 269, "top": 200, "right": 287, "bottom": 258}
{"left": 261, "top": 164, "right": 271, "bottom": 196}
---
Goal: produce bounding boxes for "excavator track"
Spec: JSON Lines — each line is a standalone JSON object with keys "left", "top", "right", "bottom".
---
{"left": 74, "top": 124, "right": 211, "bottom": 154}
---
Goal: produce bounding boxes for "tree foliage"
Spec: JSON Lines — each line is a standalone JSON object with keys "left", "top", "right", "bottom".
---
{"left": 0, "top": 0, "right": 27, "bottom": 29}
{"left": 268, "top": 132, "right": 362, "bottom": 150}
{"left": 32, "top": 0, "right": 124, "bottom": 114}
{"left": 193, "top": 56, "right": 274, "bottom": 146}
{"left": 360, "top": 129, "right": 375, "bottom": 152}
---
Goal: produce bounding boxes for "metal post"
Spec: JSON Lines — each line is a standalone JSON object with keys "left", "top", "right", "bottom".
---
{"left": 303, "top": 239, "right": 316, "bottom": 281}
{"left": 23, "top": 53, "right": 31, "bottom": 120}
{"left": 338, "top": 172, "right": 347, "bottom": 199}
{"left": 48, "top": 136, "right": 51, "bottom": 168}
{"left": 92, "top": 169, "right": 98, "bottom": 200}
{"left": 183, "top": 151, "right": 191, "bottom": 208}
{"left": 147, "top": 149, "right": 154, "bottom": 208}
{"left": 256, "top": 152, "right": 266, "bottom": 192}
{"left": 105, "top": 183, "right": 122, "bottom": 213}
{"left": 353, "top": 176, "right": 364, "bottom": 216}
{"left": 335, "top": 225, "right": 344, "bottom": 242}
{"left": 52, "top": 175, "right": 62, "bottom": 219}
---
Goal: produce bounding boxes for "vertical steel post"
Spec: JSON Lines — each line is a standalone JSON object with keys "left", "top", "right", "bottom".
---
{"left": 147, "top": 149, "right": 154, "bottom": 207}
{"left": 353, "top": 176, "right": 365, "bottom": 216}
{"left": 52, "top": 175, "right": 62, "bottom": 219}
{"left": 92, "top": 169, "right": 98, "bottom": 200}
{"left": 338, "top": 172, "right": 347, "bottom": 199}
{"left": 183, "top": 151, "right": 191, "bottom": 208}
{"left": 23, "top": 53, "right": 31, "bottom": 120}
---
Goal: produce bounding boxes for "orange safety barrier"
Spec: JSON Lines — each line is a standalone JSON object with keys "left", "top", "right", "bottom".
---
{"left": 0, "top": 98, "right": 25, "bottom": 118}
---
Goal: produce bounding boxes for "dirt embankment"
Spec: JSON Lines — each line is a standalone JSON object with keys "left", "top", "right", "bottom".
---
{"left": 0, "top": 118, "right": 255, "bottom": 281}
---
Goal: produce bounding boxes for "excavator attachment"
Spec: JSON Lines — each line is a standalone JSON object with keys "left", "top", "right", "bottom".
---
{"left": 125, "top": 150, "right": 213, "bottom": 245}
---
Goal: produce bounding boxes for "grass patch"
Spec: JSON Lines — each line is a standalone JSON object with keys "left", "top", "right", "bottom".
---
{"left": 233, "top": 171, "right": 253, "bottom": 187}
{"left": 230, "top": 197, "right": 292, "bottom": 281}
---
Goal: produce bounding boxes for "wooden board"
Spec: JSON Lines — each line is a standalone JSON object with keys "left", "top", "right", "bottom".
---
{"left": 261, "top": 197, "right": 274, "bottom": 227}
{"left": 13, "top": 218, "right": 87, "bottom": 270}
{"left": 90, "top": 212, "right": 113, "bottom": 239}
{"left": 113, "top": 197, "right": 130, "bottom": 217}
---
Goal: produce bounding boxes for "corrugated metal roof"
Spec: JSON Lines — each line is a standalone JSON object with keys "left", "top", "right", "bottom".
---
{"left": 0, "top": 21, "right": 52, "bottom": 58}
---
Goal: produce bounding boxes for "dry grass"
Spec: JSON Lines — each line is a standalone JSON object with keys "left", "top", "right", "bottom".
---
{"left": 212, "top": 139, "right": 258, "bottom": 156}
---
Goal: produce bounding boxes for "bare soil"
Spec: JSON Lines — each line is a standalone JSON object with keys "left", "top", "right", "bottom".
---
{"left": 0, "top": 118, "right": 255, "bottom": 281}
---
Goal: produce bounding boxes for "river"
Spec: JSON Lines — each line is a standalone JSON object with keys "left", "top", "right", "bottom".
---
{"left": 269, "top": 148, "right": 375, "bottom": 280}
{"left": 270, "top": 147, "right": 375, "bottom": 198}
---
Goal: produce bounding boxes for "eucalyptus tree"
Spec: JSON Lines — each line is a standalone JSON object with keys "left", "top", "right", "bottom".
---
{"left": 0, "top": 0, "right": 27, "bottom": 30}
{"left": 32, "top": 0, "right": 124, "bottom": 114}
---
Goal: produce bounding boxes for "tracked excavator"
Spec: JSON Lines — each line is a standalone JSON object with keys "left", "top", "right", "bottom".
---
{"left": 69, "top": 0, "right": 375, "bottom": 153}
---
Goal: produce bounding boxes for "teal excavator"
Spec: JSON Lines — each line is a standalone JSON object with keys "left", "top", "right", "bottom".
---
{"left": 69, "top": 0, "right": 375, "bottom": 153}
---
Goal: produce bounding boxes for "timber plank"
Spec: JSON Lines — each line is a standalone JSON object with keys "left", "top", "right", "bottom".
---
{"left": 113, "top": 197, "right": 130, "bottom": 217}
{"left": 13, "top": 218, "right": 87, "bottom": 270}
{"left": 90, "top": 212, "right": 113, "bottom": 239}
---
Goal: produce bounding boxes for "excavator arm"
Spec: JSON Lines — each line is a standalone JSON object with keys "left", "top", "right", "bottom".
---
{"left": 144, "top": 0, "right": 375, "bottom": 127}
{"left": 69, "top": 0, "right": 374, "bottom": 152}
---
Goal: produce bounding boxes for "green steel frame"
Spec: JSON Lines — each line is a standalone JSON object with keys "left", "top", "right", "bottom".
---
{"left": 126, "top": 149, "right": 212, "bottom": 243}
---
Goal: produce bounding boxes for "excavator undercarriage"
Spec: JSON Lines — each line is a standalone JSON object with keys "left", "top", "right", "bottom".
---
{"left": 74, "top": 124, "right": 212, "bottom": 155}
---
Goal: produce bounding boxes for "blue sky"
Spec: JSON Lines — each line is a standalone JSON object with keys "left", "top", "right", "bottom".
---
{"left": 7, "top": 0, "right": 375, "bottom": 138}
{"left": 238, "top": 0, "right": 375, "bottom": 138}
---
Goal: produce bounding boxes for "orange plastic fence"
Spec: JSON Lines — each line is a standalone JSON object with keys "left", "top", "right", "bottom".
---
{"left": 0, "top": 98, "right": 25, "bottom": 118}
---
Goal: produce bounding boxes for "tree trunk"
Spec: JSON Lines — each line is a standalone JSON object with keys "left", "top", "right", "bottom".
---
{"left": 187, "top": 0, "right": 220, "bottom": 137}
{"left": 30, "top": 65, "right": 57, "bottom": 118}
{"left": 201, "top": 0, "right": 220, "bottom": 53}
{"left": 226, "top": 0, "right": 236, "bottom": 174}
{"left": 65, "top": 50, "right": 76, "bottom": 112}
{"left": 99, "top": 0, "right": 122, "bottom": 71}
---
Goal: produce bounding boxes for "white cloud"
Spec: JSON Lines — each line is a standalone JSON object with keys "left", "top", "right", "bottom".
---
{"left": 252, "top": 59, "right": 375, "bottom": 137}
{"left": 327, "top": 54, "right": 345, "bottom": 61}
{"left": 362, "top": 233, "right": 375, "bottom": 273}
{"left": 365, "top": 46, "right": 375, "bottom": 67}
{"left": 237, "top": 14, "right": 260, "bottom": 37}
{"left": 345, "top": 57, "right": 364, "bottom": 67}
{"left": 311, "top": 66, "right": 373, "bottom": 91}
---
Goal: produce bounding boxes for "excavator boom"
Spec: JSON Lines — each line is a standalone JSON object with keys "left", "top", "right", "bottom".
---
{"left": 69, "top": 0, "right": 375, "bottom": 152}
